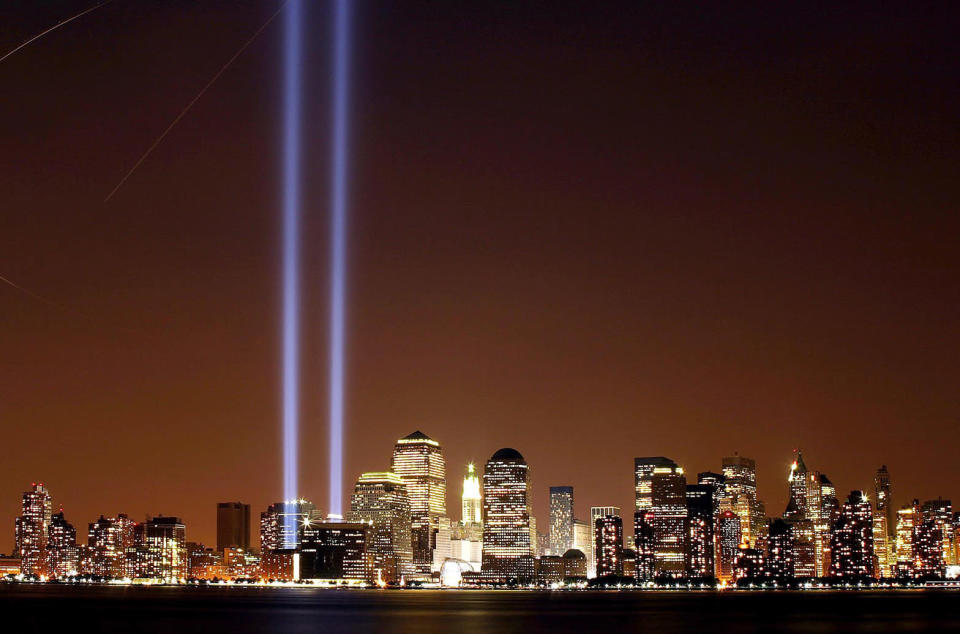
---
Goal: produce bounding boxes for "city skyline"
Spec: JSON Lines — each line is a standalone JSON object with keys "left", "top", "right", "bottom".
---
{"left": 3, "top": 0, "right": 958, "bottom": 574}
{"left": 10, "top": 430, "right": 960, "bottom": 585}
{"left": 4, "top": 432, "right": 954, "bottom": 564}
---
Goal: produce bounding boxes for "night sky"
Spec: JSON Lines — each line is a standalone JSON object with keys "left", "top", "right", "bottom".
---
{"left": 2, "top": 0, "right": 958, "bottom": 552}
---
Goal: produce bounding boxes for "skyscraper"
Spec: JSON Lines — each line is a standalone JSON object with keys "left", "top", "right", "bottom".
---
{"left": 549, "top": 486, "right": 575, "bottom": 556}
{"left": 260, "top": 499, "right": 316, "bottom": 552}
{"left": 875, "top": 466, "right": 894, "bottom": 540}
{"left": 46, "top": 510, "right": 77, "bottom": 579}
{"left": 452, "top": 464, "right": 483, "bottom": 569}
{"left": 783, "top": 451, "right": 808, "bottom": 522}
{"left": 914, "top": 517, "right": 945, "bottom": 578}
{"left": 594, "top": 514, "right": 623, "bottom": 577}
{"left": 481, "top": 448, "right": 533, "bottom": 582}
{"left": 391, "top": 431, "right": 447, "bottom": 574}
{"left": 634, "top": 457, "right": 687, "bottom": 577}
{"left": 14, "top": 483, "right": 52, "bottom": 576}
{"left": 299, "top": 520, "right": 372, "bottom": 581}
{"left": 572, "top": 519, "right": 594, "bottom": 576}
{"left": 716, "top": 510, "right": 741, "bottom": 584}
{"left": 921, "top": 498, "right": 956, "bottom": 568}
{"left": 633, "top": 510, "right": 655, "bottom": 581}
{"left": 873, "top": 511, "right": 893, "bottom": 577}
{"left": 141, "top": 516, "right": 187, "bottom": 582}
{"left": 685, "top": 484, "right": 714, "bottom": 578}
{"left": 347, "top": 471, "right": 413, "bottom": 583}
{"left": 461, "top": 464, "right": 482, "bottom": 526}
{"left": 782, "top": 451, "right": 815, "bottom": 577}
{"left": 216, "top": 502, "right": 251, "bottom": 552}
{"left": 805, "top": 471, "right": 838, "bottom": 577}
{"left": 829, "top": 491, "right": 874, "bottom": 578}
{"left": 87, "top": 514, "right": 135, "bottom": 578}
{"left": 765, "top": 518, "right": 794, "bottom": 579}
{"left": 721, "top": 455, "right": 766, "bottom": 549}
{"left": 895, "top": 500, "right": 919, "bottom": 578}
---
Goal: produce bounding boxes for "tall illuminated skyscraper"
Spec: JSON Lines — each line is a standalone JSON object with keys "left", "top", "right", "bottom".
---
{"left": 594, "top": 514, "right": 623, "bottom": 577}
{"left": 782, "top": 452, "right": 815, "bottom": 577}
{"left": 895, "top": 500, "right": 920, "bottom": 577}
{"left": 549, "top": 487, "right": 575, "bottom": 556}
{"left": 572, "top": 519, "right": 594, "bottom": 576}
{"left": 873, "top": 512, "right": 892, "bottom": 577}
{"left": 685, "top": 484, "right": 714, "bottom": 578}
{"left": 716, "top": 510, "right": 741, "bottom": 584}
{"left": 875, "top": 466, "right": 894, "bottom": 540}
{"left": 391, "top": 431, "right": 447, "bottom": 574}
{"left": 462, "top": 464, "right": 482, "bottom": 526}
{"left": 46, "top": 510, "right": 77, "bottom": 579}
{"left": 347, "top": 471, "right": 413, "bottom": 582}
{"left": 451, "top": 464, "right": 483, "bottom": 569}
{"left": 783, "top": 451, "right": 808, "bottom": 522}
{"left": 721, "top": 455, "right": 765, "bottom": 548}
{"left": 829, "top": 490, "right": 874, "bottom": 578}
{"left": 481, "top": 448, "right": 534, "bottom": 582}
{"left": 14, "top": 483, "right": 52, "bottom": 576}
{"left": 921, "top": 498, "right": 956, "bottom": 568}
{"left": 805, "top": 471, "right": 838, "bottom": 576}
{"left": 634, "top": 457, "right": 687, "bottom": 577}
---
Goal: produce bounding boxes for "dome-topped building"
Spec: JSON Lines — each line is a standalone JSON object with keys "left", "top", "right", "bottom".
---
{"left": 481, "top": 447, "right": 534, "bottom": 583}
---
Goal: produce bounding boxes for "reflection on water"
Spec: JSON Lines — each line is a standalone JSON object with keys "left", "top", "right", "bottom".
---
{"left": 1, "top": 585, "right": 958, "bottom": 633}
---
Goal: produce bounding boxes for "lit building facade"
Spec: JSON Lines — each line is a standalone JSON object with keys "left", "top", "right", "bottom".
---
{"left": 451, "top": 464, "right": 484, "bottom": 570}
{"left": 685, "top": 484, "right": 714, "bottom": 578}
{"left": 765, "top": 518, "right": 794, "bottom": 578}
{"left": 139, "top": 516, "right": 187, "bottom": 582}
{"left": 299, "top": 520, "right": 372, "bottom": 581}
{"left": 462, "top": 464, "right": 482, "bottom": 525}
{"left": 481, "top": 448, "right": 534, "bottom": 582}
{"left": 873, "top": 513, "right": 893, "bottom": 577}
{"left": 895, "top": 501, "right": 920, "bottom": 577}
{"left": 46, "top": 510, "right": 77, "bottom": 578}
{"left": 634, "top": 457, "right": 687, "bottom": 577}
{"left": 594, "top": 514, "right": 623, "bottom": 577}
{"left": 391, "top": 431, "right": 447, "bottom": 574}
{"left": 572, "top": 519, "right": 594, "bottom": 577}
{"left": 805, "top": 471, "right": 838, "bottom": 577}
{"left": 549, "top": 486, "right": 574, "bottom": 557}
{"left": 829, "top": 490, "right": 874, "bottom": 578}
{"left": 14, "top": 483, "right": 52, "bottom": 576}
{"left": 260, "top": 499, "right": 316, "bottom": 552}
{"left": 86, "top": 514, "right": 136, "bottom": 578}
{"left": 921, "top": 498, "right": 956, "bottom": 568}
{"left": 716, "top": 510, "right": 741, "bottom": 584}
{"left": 721, "top": 455, "right": 765, "bottom": 549}
{"left": 782, "top": 452, "right": 815, "bottom": 577}
{"left": 216, "top": 502, "right": 251, "bottom": 552}
{"left": 347, "top": 471, "right": 413, "bottom": 583}
{"left": 633, "top": 511, "right": 655, "bottom": 581}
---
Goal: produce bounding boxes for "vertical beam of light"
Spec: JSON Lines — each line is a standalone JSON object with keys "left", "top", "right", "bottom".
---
{"left": 328, "top": 0, "right": 352, "bottom": 519}
{"left": 282, "top": 0, "right": 303, "bottom": 536}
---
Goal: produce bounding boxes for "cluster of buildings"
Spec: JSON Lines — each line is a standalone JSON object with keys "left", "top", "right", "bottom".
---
{"left": 6, "top": 436, "right": 959, "bottom": 587}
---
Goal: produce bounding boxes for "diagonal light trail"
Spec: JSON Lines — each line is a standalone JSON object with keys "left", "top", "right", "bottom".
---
{"left": 0, "top": 1, "right": 113, "bottom": 65}
{"left": 0, "top": 273, "right": 63, "bottom": 309}
{"left": 103, "top": 2, "right": 285, "bottom": 203}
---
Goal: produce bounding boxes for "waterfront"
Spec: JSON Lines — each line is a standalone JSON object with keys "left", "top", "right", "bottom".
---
{"left": 3, "top": 586, "right": 960, "bottom": 632}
